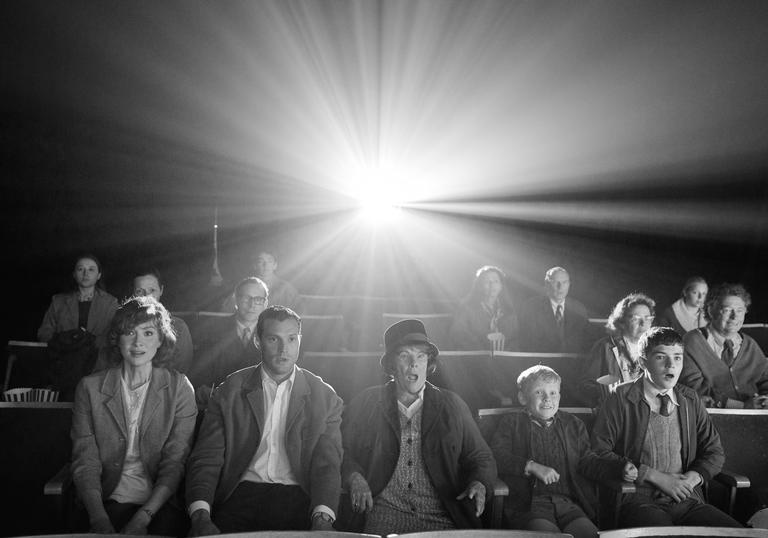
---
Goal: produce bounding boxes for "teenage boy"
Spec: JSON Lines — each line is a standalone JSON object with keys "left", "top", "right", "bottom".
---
{"left": 490, "top": 365, "right": 598, "bottom": 538}
{"left": 581, "top": 326, "right": 742, "bottom": 528}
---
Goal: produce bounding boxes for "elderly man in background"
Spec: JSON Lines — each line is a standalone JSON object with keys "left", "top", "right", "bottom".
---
{"left": 679, "top": 283, "right": 768, "bottom": 409}
{"left": 188, "top": 277, "right": 266, "bottom": 399}
{"left": 520, "top": 267, "right": 590, "bottom": 353}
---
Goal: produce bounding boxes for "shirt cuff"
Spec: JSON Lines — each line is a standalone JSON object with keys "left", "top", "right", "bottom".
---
{"left": 188, "top": 501, "right": 211, "bottom": 517}
{"left": 312, "top": 505, "right": 336, "bottom": 521}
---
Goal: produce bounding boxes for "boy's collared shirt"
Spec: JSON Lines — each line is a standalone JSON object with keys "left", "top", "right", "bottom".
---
{"left": 642, "top": 377, "right": 680, "bottom": 415}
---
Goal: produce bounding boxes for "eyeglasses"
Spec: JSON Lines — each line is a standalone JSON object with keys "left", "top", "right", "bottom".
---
{"left": 629, "top": 315, "right": 655, "bottom": 323}
{"left": 719, "top": 307, "right": 747, "bottom": 317}
{"left": 239, "top": 295, "right": 267, "bottom": 305}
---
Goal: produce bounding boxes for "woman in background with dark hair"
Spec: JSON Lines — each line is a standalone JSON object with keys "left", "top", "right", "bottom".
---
{"left": 579, "top": 292, "right": 656, "bottom": 408}
{"left": 37, "top": 253, "right": 119, "bottom": 350}
{"left": 655, "top": 276, "right": 708, "bottom": 336}
{"left": 71, "top": 296, "right": 196, "bottom": 536}
{"left": 450, "top": 265, "right": 519, "bottom": 351}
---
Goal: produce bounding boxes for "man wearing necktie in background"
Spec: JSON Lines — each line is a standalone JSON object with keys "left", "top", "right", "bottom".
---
{"left": 188, "top": 277, "right": 268, "bottom": 403}
{"left": 580, "top": 327, "right": 742, "bottom": 529}
{"left": 520, "top": 267, "right": 590, "bottom": 353}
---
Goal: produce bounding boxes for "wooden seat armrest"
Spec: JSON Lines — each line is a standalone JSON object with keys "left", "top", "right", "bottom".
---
{"left": 44, "top": 464, "right": 72, "bottom": 496}
{"left": 492, "top": 477, "right": 509, "bottom": 497}
{"left": 715, "top": 470, "right": 750, "bottom": 489}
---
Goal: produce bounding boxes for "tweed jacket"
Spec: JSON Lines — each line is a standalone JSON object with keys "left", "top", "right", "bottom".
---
{"left": 186, "top": 364, "right": 343, "bottom": 513}
{"left": 38, "top": 288, "right": 119, "bottom": 348}
{"left": 341, "top": 381, "right": 497, "bottom": 528}
{"left": 490, "top": 410, "right": 598, "bottom": 521}
{"left": 519, "top": 295, "right": 590, "bottom": 353}
{"left": 680, "top": 328, "right": 768, "bottom": 405}
{"left": 580, "top": 377, "right": 724, "bottom": 494}
{"left": 71, "top": 367, "right": 197, "bottom": 499}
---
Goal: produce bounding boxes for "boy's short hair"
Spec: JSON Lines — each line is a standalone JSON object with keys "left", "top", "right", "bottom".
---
{"left": 639, "top": 326, "right": 683, "bottom": 357}
{"left": 517, "top": 365, "right": 561, "bottom": 394}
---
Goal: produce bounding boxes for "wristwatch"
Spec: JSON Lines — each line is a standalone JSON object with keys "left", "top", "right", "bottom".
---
{"left": 141, "top": 508, "right": 154, "bottom": 521}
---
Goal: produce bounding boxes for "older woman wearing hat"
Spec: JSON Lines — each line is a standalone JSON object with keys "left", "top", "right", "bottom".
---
{"left": 340, "top": 319, "right": 497, "bottom": 535}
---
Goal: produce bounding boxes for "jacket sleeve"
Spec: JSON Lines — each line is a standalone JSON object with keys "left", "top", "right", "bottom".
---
{"left": 37, "top": 296, "right": 59, "bottom": 342}
{"left": 154, "top": 374, "right": 197, "bottom": 492}
{"left": 171, "top": 318, "right": 195, "bottom": 374}
{"left": 340, "top": 391, "right": 370, "bottom": 485}
{"left": 185, "top": 384, "right": 228, "bottom": 506}
{"left": 688, "top": 395, "right": 725, "bottom": 482}
{"left": 71, "top": 378, "right": 103, "bottom": 496}
{"left": 455, "top": 394, "right": 497, "bottom": 493}
{"left": 309, "top": 390, "right": 344, "bottom": 513}
{"left": 579, "top": 391, "right": 630, "bottom": 484}
{"left": 489, "top": 414, "right": 528, "bottom": 477}
{"left": 679, "top": 338, "right": 712, "bottom": 399}
{"left": 579, "top": 339, "right": 610, "bottom": 408}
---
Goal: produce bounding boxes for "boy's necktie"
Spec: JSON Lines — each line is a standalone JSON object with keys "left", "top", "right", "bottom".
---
{"left": 657, "top": 393, "right": 672, "bottom": 417}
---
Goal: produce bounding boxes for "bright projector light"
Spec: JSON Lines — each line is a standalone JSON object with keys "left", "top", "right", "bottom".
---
{"left": 351, "top": 166, "right": 404, "bottom": 225}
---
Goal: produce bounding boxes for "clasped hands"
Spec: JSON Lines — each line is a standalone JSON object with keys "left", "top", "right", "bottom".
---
{"left": 623, "top": 461, "right": 701, "bottom": 503}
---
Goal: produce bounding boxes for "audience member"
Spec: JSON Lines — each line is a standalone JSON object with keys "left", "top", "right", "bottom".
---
{"left": 133, "top": 269, "right": 194, "bottom": 373}
{"left": 71, "top": 296, "right": 196, "bottom": 536}
{"left": 450, "top": 265, "right": 519, "bottom": 351}
{"left": 341, "top": 319, "right": 496, "bottom": 534}
{"left": 519, "top": 267, "right": 590, "bottom": 353}
{"left": 655, "top": 276, "right": 709, "bottom": 336}
{"left": 581, "top": 327, "right": 742, "bottom": 529}
{"left": 187, "top": 277, "right": 266, "bottom": 397}
{"left": 491, "top": 365, "right": 598, "bottom": 538}
{"left": 186, "top": 306, "right": 342, "bottom": 534}
{"left": 679, "top": 283, "right": 768, "bottom": 409}
{"left": 38, "top": 253, "right": 118, "bottom": 350}
{"left": 579, "top": 293, "right": 655, "bottom": 408}
{"left": 221, "top": 248, "right": 300, "bottom": 312}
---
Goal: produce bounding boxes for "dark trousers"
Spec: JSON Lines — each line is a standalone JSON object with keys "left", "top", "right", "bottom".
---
{"left": 104, "top": 500, "right": 189, "bottom": 537}
{"left": 213, "top": 481, "right": 311, "bottom": 532}
{"left": 620, "top": 497, "right": 742, "bottom": 528}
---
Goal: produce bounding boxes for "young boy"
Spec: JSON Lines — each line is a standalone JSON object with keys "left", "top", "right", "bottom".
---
{"left": 490, "top": 365, "right": 599, "bottom": 538}
{"left": 581, "top": 326, "right": 742, "bottom": 528}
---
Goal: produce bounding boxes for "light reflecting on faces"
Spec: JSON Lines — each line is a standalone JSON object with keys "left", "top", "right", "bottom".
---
{"left": 259, "top": 318, "right": 301, "bottom": 383}
{"left": 683, "top": 282, "right": 708, "bottom": 309}
{"left": 479, "top": 271, "right": 503, "bottom": 304}
{"left": 711, "top": 295, "right": 747, "bottom": 336}
{"left": 546, "top": 271, "right": 570, "bottom": 302}
{"left": 519, "top": 379, "right": 560, "bottom": 421}
{"left": 134, "top": 275, "right": 163, "bottom": 301}
{"left": 252, "top": 252, "right": 277, "bottom": 279}
{"left": 73, "top": 258, "right": 101, "bottom": 289}
{"left": 236, "top": 282, "right": 268, "bottom": 323}
{"left": 624, "top": 304, "right": 653, "bottom": 341}
{"left": 393, "top": 344, "right": 430, "bottom": 403}
{"left": 119, "top": 321, "right": 162, "bottom": 369}
{"left": 642, "top": 344, "right": 683, "bottom": 391}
